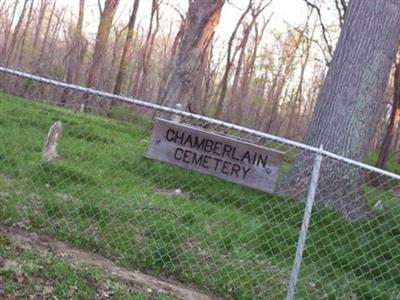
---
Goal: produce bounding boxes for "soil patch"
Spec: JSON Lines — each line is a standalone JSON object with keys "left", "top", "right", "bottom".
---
{"left": 0, "top": 225, "right": 221, "bottom": 300}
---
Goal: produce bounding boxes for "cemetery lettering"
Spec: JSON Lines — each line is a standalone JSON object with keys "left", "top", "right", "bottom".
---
{"left": 146, "top": 119, "right": 284, "bottom": 193}
{"left": 165, "top": 128, "right": 271, "bottom": 179}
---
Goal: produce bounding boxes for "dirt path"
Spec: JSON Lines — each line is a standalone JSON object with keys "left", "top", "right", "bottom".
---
{"left": 0, "top": 225, "right": 221, "bottom": 300}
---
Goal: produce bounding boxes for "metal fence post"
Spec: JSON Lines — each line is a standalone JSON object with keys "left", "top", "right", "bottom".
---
{"left": 286, "top": 146, "right": 323, "bottom": 300}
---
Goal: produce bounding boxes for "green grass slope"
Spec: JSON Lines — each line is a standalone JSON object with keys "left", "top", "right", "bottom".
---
{"left": 1, "top": 94, "right": 400, "bottom": 299}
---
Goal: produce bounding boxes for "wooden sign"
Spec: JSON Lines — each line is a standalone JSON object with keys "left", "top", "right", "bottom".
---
{"left": 146, "top": 118, "right": 284, "bottom": 193}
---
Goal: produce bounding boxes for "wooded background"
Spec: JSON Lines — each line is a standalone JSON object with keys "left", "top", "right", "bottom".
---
{"left": 0, "top": 0, "right": 399, "bottom": 172}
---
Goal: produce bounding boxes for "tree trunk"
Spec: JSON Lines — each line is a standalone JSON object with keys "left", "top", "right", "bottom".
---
{"left": 264, "top": 30, "right": 303, "bottom": 133}
{"left": 1, "top": 0, "right": 18, "bottom": 59}
{"left": 280, "top": 0, "right": 400, "bottom": 221}
{"left": 285, "top": 21, "right": 315, "bottom": 138}
{"left": 137, "top": 0, "right": 160, "bottom": 99}
{"left": 187, "top": 31, "right": 214, "bottom": 113}
{"left": 6, "top": 0, "right": 29, "bottom": 65}
{"left": 104, "top": 25, "right": 128, "bottom": 91}
{"left": 375, "top": 59, "right": 400, "bottom": 169}
{"left": 113, "top": 0, "right": 140, "bottom": 95}
{"left": 160, "top": 0, "right": 225, "bottom": 111}
{"left": 16, "top": 0, "right": 34, "bottom": 67}
{"left": 157, "top": 17, "right": 185, "bottom": 102}
{"left": 235, "top": 18, "right": 269, "bottom": 124}
{"left": 86, "top": 0, "right": 120, "bottom": 89}
{"left": 61, "top": 0, "right": 85, "bottom": 106}
{"left": 229, "top": 25, "right": 251, "bottom": 119}
{"left": 48, "top": 9, "right": 65, "bottom": 68}
{"left": 214, "top": 0, "right": 252, "bottom": 118}
{"left": 36, "top": 0, "right": 57, "bottom": 74}
{"left": 65, "top": 0, "right": 85, "bottom": 84}
{"left": 32, "top": 0, "right": 49, "bottom": 55}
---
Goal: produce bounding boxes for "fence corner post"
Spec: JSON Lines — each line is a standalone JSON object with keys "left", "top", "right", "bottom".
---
{"left": 286, "top": 145, "right": 324, "bottom": 300}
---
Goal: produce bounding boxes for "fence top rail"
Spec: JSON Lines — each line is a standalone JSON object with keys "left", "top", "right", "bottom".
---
{"left": 1, "top": 65, "right": 399, "bottom": 181}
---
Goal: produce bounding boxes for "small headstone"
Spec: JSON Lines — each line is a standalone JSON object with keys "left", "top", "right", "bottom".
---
{"left": 172, "top": 103, "right": 182, "bottom": 123}
{"left": 42, "top": 121, "right": 63, "bottom": 161}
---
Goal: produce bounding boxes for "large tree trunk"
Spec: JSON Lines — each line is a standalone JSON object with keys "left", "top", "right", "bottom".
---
{"left": 160, "top": 0, "right": 225, "bottom": 111}
{"left": 113, "top": 0, "right": 140, "bottom": 95}
{"left": 280, "top": 0, "right": 400, "bottom": 221}
{"left": 86, "top": 0, "right": 120, "bottom": 89}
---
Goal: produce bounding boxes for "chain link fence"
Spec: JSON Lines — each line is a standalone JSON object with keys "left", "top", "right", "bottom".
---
{"left": 0, "top": 67, "right": 400, "bottom": 299}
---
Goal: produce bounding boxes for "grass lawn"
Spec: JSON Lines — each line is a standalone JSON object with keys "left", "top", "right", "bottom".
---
{"left": 1, "top": 93, "right": 400, "bottom": 299}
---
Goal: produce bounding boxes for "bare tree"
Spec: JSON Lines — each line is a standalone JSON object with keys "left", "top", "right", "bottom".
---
{"left": 113, "top": 0, "right": 140, "bottom": 95}
{"left": 104, "top": 24, "right": 129, "bottom": 90}
{"left": 303, "top": 0, "right": 335, "bottom": 65}
{"left": 1, "top": 1, "right": 18, "bottom": 59}
{"left": 48, "top": 8, "right": 66, "bottom": 67}
{"left": 86, "top": 0, "right": 120, "bottom": 89}
{"left": 235, "top": 16, "right": 270, "bottom": 124}
{"left": 160, "top": 0, "right": 225, "bottom": 111}
{"left": 264, "top": 29, "right": 304, "bottom": 133}
{"left": 16, "top": 0, "right": 34, "bottom": 66}
{"left": 157, "top": 11, "right": 186, "bottom": 101}
{"left": 32, "top": 0, "right": 49, "bottom": 55}
{"left": 6, "top": 0, "right": 29, "bottom": 64}
{"left": 229, "top": 2, "right": 271, "bottom": 123}
{"left": 214, "top": 0, "right": 252, "bottom": 118}
{"left": 65, "top": 0, "right": 85, "bottom": 85}
{"left": 137, "top": 0, "right": 161, "bottom": 99}
{"left": 334, "top": 0, "right": 348, "bottom": 27}
{"left": 285, "top": 18, "right": 316, "bottom": 138}
{"left": 36, "top": 0, "right": 57, "bottom": 73}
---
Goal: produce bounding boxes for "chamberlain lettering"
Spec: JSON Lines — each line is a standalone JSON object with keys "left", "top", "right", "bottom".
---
{"left": 165, "top": 128, "right": 269, "bottom": 179}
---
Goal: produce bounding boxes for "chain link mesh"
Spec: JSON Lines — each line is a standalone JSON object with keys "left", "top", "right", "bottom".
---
{"left": 0, "top": 69, "right": 400, "bottom": 299}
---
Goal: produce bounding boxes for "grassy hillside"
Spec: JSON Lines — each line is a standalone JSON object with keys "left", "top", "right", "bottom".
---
{"left": 1, "top": 94, "right": 400, "bottom": 299}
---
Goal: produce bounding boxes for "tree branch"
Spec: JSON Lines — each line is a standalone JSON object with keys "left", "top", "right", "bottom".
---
{"left": 302, "top": 0, "right": 333, "bottom": 63}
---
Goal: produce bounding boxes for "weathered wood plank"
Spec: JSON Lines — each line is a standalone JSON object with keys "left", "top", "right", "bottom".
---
{"left": 146, "top": 118, "right": 284, "bottom": 193}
